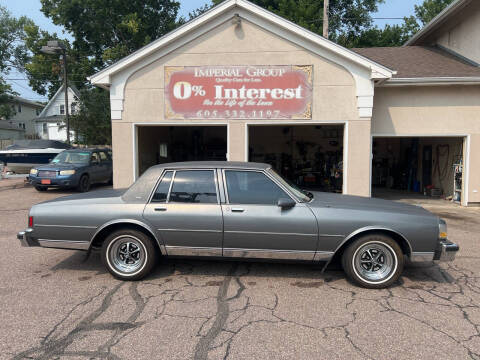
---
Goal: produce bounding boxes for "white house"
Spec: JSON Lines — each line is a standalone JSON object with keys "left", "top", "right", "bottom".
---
{"left": 0, "top": 96, "right": 44, "bottom": 139}
{"left": 35, "top": 85, "right": 80, "bottom": 141}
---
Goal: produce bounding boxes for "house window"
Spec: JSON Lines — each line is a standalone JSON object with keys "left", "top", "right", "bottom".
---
{"left": 42, "top": 123, "right": 47, "bottom": 134}
{"left": 59, "top": 104, "right": 65, "bottom": 115}
{"left": 36, "top": 109, "right": 40, "bottom": 116}
{"left": 17, "top": 104, "right": 21, "bottom": 113}
{"left": 22, "top": 123, "right": 25, "bottom": 129}
{"left": 71, "top": 102, "right": 77, "bottom": 114}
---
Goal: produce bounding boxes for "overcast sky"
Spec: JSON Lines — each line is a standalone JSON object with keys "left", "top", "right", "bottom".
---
{"left": 0, "top": 0, "right": 423, "bottom": 102}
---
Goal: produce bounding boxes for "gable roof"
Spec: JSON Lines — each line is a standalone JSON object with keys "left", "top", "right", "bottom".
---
{"left": 37, "top": 85, "right": 81, "bottom": 118}
{"left": 88, "top": 0, "right": 394, "bottom": 87}
{"left": 405, "top": 0, "right": 472, "bottom": 46}
{"left": 353, "top": 46, "right": 480, "bottom": 79}
{"left": 10, "top": 96, "right": 44, "bottom": 108}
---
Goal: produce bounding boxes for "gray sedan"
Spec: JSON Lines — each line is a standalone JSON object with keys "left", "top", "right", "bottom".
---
{"left": 17, "top": 161, "right": 459, "bottom": 288}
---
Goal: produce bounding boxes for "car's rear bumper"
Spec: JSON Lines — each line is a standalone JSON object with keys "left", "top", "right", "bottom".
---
{"left": 434, "top": 240, "right": 459, "bottom": 261}
{"left": 17, "top": 228, "right": 40, "bottom": 247}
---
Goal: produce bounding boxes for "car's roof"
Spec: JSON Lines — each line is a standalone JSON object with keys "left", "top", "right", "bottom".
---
{"left": 152, "top": 161, "right": 271, "bottom": 170}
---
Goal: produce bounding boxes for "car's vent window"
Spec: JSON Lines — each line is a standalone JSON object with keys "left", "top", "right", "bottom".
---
{"left": 151, "top": 171, "right": 173, "bottom": 203}
{"left": 169, "top": 170, "right": 217, "bottom": 204}
{"left": 225, "top": 170, "right": 288, "bottom": 205}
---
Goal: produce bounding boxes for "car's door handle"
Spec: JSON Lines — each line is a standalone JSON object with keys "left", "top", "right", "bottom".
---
{"left": 231, "top": 207, "right": 244, "bottom": 213}
{"left": 154, "top": 207, "right": 167, "bottom": 212}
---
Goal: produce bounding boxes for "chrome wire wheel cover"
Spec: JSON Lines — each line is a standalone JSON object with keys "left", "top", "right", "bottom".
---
{"left": 107, "top": 236, "right": 147, "bottom": 275}
{"left": 352, "top": 241, "right": 397, "bottom": 284}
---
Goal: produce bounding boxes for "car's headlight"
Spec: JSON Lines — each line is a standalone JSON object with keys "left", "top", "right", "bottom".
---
{"left": 59, "top": 170, "right": 76, "bottom": 176}
{"left": 30, "top": 168, "right": 38, "bottom": 175}
{"left": 439, "top": 219, "right": 448, "bottom": 240}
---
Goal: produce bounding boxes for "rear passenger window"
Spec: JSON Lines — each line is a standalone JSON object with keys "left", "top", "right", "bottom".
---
{"left": 151, "top": 171, "right": 173, "bottom": 203}
{"left": 99, "top": 151, "right": 108, "bottom": 161}
{"left": 169, "top": 170, "right": 217, "bottom": 204}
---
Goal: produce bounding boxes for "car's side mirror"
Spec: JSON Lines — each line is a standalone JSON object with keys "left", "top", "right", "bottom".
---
{"left": 277, "top": 198, "right": 296, "bottom": 209}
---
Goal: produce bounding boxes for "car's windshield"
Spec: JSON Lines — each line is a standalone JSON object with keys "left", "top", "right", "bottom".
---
{"left": 51, "top": 151, "right": 90, "bottom": 165}
{"left": 268, "top": 169, "right": 312, "bottom": 202}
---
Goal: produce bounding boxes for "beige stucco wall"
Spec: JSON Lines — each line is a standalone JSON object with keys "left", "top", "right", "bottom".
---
{"left": 112, "top": 19, "right": 371, "bottom": 196}
{"left": 434, "top": 2, "right": 480, "bottom": 64}
{"left": 372, "top": 86, "right": 480, "bottom": 205}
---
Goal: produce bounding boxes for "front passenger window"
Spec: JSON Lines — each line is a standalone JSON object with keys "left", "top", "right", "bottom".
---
{"left": 225, "top": 170, "right": 289, "bottom": 205}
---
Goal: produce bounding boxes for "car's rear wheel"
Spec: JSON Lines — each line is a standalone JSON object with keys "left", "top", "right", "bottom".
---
{"left": 34, "top": 186, "right": 47, "bottom": 192}
{"left": 342, "top": 234, "right": 404, "bottom": 289}
{"left": 77, "top": 174, "right": 90, "bottom": 192}
{"left": 102, "top": 229, "right": 157, "bottom": 281}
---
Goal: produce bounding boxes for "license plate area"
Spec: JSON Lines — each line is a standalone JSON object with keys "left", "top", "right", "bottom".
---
{"left": 41, "top": 179, "right": 51, "bottom": 185}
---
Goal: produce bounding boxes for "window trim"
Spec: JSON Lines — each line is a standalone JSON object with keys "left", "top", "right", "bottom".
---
{"left": 222, "top": 169, "right": 297, "bottom": 206}
{"left": 149, "top": 168, "right": 220, "bottom": 205}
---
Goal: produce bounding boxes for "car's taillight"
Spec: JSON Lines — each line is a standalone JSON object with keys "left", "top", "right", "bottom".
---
{"left": 28, "top": 216, "right": 33, "bottom": 228}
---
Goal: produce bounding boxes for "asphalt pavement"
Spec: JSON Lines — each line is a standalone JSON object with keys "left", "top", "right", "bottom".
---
{"left": 1, "top": 184, "right": 480, "bottom": 359}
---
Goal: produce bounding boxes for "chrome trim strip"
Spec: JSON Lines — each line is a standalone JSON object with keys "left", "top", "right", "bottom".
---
{"left": 38, "top": 239, "right": 90, "bottom": 250}
{"left": 223, "top": 248, "right": 316, "bottom": 260}
{"left": 319, "top": 234, "right": 344, "bottom": 238}
{"left": 158, "top": 228, "right": 222, "bottom": 233}
{"left": 224, "top": 230, "right": 317, "bottom": 237}
{"left": 166, "top": 170, "right": 176, "bottom": 203}
{"left": 410, "top": 252, "right": 435, "bottom": 262}
{"left": 313, "top": 251, "right": 335, "bottom": 261}
{"left": 165, "top": 246, "right": 222, "bottom": 257}
{"left": 35, "top": 224, "right": 97, "bottom": 229}
{"left": 159, "top": 244, "right": 167, "bottom": 255}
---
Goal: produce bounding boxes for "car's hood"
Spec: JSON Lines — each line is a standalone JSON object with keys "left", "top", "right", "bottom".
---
{"left": 306, "top": 191, "right": 434, "bottom": 217}
{"left": 36, "top": 163, "right": 83, "bottom": 171}
{"left": 38, "top": 188, "right": 127, "bottom": 206}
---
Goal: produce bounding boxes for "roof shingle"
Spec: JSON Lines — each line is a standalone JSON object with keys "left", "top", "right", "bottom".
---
{"left": 352, "top": 46, "right": 480, "bottom": 78}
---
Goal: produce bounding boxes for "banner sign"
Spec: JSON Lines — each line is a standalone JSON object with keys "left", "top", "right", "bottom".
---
{"left": 164, "top": 65, "right": 313, "bottom": 119}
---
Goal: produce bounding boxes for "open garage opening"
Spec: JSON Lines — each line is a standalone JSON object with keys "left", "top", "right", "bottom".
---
{"left": 372, "top": 136, "right": 465, "bottom": 203}
{"left": 136, "top": 125, "right": 227, "bottom": 176}
{"left": 248, "top": 124, "right": 344, "bottom": 193}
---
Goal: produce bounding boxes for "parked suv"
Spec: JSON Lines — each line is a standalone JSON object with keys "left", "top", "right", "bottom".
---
{"left": 29, "top": 148, "right": 113, "bottom": 192}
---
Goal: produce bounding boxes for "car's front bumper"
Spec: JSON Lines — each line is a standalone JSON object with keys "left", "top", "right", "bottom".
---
{"left": 434, "top": 240, "right": 459, "bottom": 261}
{"left": 28, "top": 175, "right": 79, "bottom": 188}
{"left": 17, "top": 228, "right": 39, "bottom": 247}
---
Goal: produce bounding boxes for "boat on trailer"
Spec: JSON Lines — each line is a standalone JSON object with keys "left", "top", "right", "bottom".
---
{"left": 0, "top": 140, "right": 71, "bottom": 174}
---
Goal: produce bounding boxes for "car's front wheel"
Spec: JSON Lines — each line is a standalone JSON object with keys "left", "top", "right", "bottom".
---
{"left": 77, "top": 174, "right": 90, "bottom": 192}
{"left": 342, "top": 234, "right": 404, "bottom": 289}
{"left": 102, "top": 229, "right": 157, "bottom": 280}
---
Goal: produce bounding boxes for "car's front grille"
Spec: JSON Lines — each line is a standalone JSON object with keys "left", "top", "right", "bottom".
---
{"left": 37, "top": 170, "right": 57, "bottom": 178}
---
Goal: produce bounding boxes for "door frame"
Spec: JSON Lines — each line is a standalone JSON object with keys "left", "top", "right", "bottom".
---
{"left": 132, "top": 122, "right": 229, "bottom": 182}
{"left": 370, "top": 133, "right": 469, "bottom": 206}
{"left": 245, "top": 121, "right": 348, "bottom": 194}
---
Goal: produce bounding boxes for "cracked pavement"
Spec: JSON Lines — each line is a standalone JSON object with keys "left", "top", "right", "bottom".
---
{"left": 1, "top": 185, "right": 480, "bottom": 359}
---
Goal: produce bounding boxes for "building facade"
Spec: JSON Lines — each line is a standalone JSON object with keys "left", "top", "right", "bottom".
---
{"left": 1, "top": 96, "right": 44, "bottom": 138}
{"left": 35, "top": 85, "right": 79, "bottom": 142}
{"left": 90, "top": 0, "right": 480, "bottom": 206}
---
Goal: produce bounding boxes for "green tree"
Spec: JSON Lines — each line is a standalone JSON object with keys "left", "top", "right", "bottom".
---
{"left": 212, "top": 0, "right": 384, "bottom": 46}
{"left": 414, "top": 0, "right": 455, "bottom": 25}
{"left": 69, "top": 88, "right": 111, "bottom": 145}
{"left": 0, "top": 6, "right": 33, "bottom": 119}
{"left": 40, "top": 0, "right": 182, "bottom": 64}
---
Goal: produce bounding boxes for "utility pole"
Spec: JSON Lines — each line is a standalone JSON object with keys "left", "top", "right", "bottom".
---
{"left": 41, "top": 40, "right": 70, "bottom": 144}
{"left": 323, "top": 0, "right": 329, "bottom": 39}
{"left": 62, "top": 52, "right": 70, "bottom": 144}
